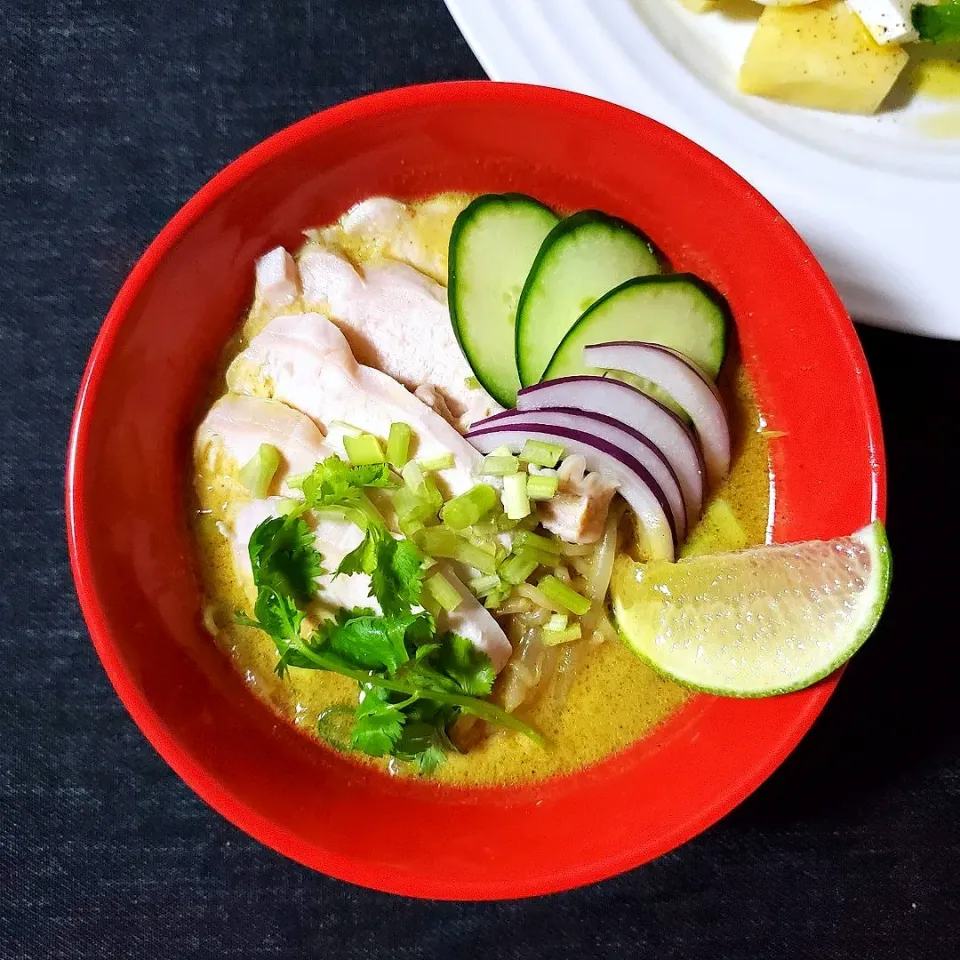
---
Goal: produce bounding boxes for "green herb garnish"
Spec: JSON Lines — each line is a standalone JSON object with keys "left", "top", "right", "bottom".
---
{"left": 913, "top": 1, "right": 960, "bottom": 42}
{"left": 236, "top": 456, "right": 542, "bottom": 772}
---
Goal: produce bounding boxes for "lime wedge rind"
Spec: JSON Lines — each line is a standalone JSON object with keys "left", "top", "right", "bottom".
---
{"left": 611, "top": 521, "right": 891, "bottom": 698}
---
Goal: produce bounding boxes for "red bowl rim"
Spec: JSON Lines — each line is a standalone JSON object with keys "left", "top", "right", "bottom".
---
{"left": 65, "top": 80, "right": 886, "bottom": 899}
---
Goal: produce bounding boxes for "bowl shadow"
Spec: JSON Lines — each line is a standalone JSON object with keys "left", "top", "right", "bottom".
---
{"left": 729, "top": 322, "right": 960, "bottom": 828}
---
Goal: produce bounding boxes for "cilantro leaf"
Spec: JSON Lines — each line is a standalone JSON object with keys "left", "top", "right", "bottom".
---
{"left": 336, "top": 524, "right": 425, "bottom": 616}
{"left": 913, "top": 1, "right": 960, "bottom": 42}
{"left": 371, "top": 537, "right": 424, "bottom": 615}
{"left": 248, "top": 515, "right": 323, "bottom": 605}
{"left": 296, "top": 456, "right": 394, "bottom": 510}
{"left": 393, "top": 719, "right": 449, "bottom": 775}
{"left": 350, "top": 685, "right": 405, "bottom": 756}
{"left": 322, "top": 609, "right": 409, "bottom": 673}
{"left": 431, "top": 633, "right": 496, "bottom": 697}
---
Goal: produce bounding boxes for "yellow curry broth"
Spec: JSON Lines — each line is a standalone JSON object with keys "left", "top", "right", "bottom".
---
{"left": 189, "top": 195, "right": 771, "bottom": 786}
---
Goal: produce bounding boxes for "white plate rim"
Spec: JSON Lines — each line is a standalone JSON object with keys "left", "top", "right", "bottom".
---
{"left": 444, "top": 0, "right": 960, "bottom": 340}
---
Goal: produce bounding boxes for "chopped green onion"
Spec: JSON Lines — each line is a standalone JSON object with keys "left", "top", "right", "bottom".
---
{"left": 542, "top": 623, "right": 582, "bottom": 646}
{"left": 502, "top": 473, "right": 531, "bottom": 520}
{"left": 425, "top": 573, "right": 463, "bottom": 612}
{"left": 513, "top": 529, "right": 561, "bottom": 557}
{"left": 480, "top": 454, "right": 519, "bottom": 477}
{"left": 520, "top": 439, "right": 564, "bottom": 468}
{"left": 490, "top": 445, "right": 512, "bottom": 458}
{"left": 465, "top": 375, "right": 481, "bottom": 390}
{"left": 418, "top": 452, "right": 455, "bottom": 472}
{"left": 238, "top": 443, "right": 282, "bottom": 498}
{"left": 468, "top": 573, "right": 502, "bottom": 598}
{"left": 386, "top": 422, "right": 413, "bottom": 468}
{"left": 440, "top": 484, "right": 498, "bottom": 530}
{"left": 329, "top": 419, "right": 364, "bottom": 437}
{"left": 343, "top": 433, "right": 385, "bottom": 465}
{"left": 538, "top": 575, "right": 591, "bottom": 616}
{"left": 415, "top": 528, "right": 498, "bottom": 575}
{"left": 527, "top": 474, "right": 559, "bottom": 501}
{"left": 500, "top": 550, "right": 541, "bottom": 586}
{"left": 545, "top": 613, "right": 569, "bottom": 632}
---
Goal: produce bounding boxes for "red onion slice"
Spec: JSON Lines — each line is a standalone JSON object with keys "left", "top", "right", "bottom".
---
{"left": 466, "top": 422, "right": 675, "bottom": 561}
{"left": 584, "top": 342, "right": 730, "bottom": 488}
{"left": 476, "top": 406, "right": 687, "bottom": 541}
{"left": 517, "top": 375, "right": 703, "bottom": 528}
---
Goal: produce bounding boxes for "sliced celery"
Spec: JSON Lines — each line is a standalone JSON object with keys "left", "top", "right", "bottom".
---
{"left": 418, "top": 452, "right": 455, "bottom": 472}
{"left": 386, "top": 422, "right": 413, "bottom": 468}
{"left": 398, "top": 515, "right": 425, "bottom": 539}
{"left": 490, "top": 445, "right": 512, "bottom": 457}
{"left": 502, "top": 473, "right": 530, "bottom": 520}
{"left": 329, "top": 419, "right": 364, "bottom": 437}
{"left": 343, "top": 433, "right": 385, "bottom": 465}
{"left": 480, "top": 454, "right": 519, "bottom": 477}
{"left": 538, "top": 575, "right": 591, "bottom": 616}
{"left": 425, "top": 573, "right": 463, "bottom": 612}
{"left": 542, "top": 623, "right": 582, "bottom": 646}
{"left": 500, "top": 551, "right": 541, "bottom": 586}
{"left": 513, "top": 529, "right": 561, "bottom": 556}
{"left": 402, "top": 459, "right": 425, "bottom": 491}
{"left": 440, "top": 484, "right": 498, "bottom": 530}
{"left": 415, "top": 528, "right": 498, "bottom": 575}
{"left": 468, "top": 573, "right": 502, "bottom": 598}
{"left": 527, "top": 474, "right": 559, "bottom": 501}
{"left": 520, "top": 439, "right": 564, "bottom": 468}
{"left": 238, "top": 443, "right": 282, "bottom": 498}
{"left": 544, "top": 613, "right": 569, "bottom": 632}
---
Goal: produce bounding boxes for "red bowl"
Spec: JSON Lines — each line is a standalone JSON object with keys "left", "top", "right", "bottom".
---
{"left": 66, "top": 81, "right": 885, "bottom": 900}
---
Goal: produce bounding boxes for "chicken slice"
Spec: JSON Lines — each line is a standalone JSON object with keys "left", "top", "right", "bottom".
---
{"left": 313, "top": 194, "right": 467, "bottom": 285}
{"left": 297, "top": 246, "right": 501, "bottom": 429}
{"left": 230, "top": 497, "right": 511, "bottom": 673}
{"left": 255, "top": 246, "right": 300, "bottom": 308}
{"left": 226, "top": 312, "right": 483, "bottom": 496}
{"left": 231, "top": 496, "right": 375, "bottom": 613}
{"left": 195, "top": 394, "right": 334, "bottom": 495}
{"left": 536, "top": 456, "right": 619, "bottom": 545}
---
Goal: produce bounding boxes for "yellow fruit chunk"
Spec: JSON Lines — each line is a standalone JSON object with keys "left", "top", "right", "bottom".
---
{"left": 675, "top": 0, "right": 716, "bottom": 12}
{"left": 738, "top": 0, "right": 908, "bottom": 115}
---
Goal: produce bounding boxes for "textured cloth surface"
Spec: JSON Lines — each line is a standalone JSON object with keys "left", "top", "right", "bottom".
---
{"left": 1, "top": 1, "right": 958, "bottom": 957}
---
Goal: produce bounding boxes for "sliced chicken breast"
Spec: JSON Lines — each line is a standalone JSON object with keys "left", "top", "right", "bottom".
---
{"left": 297, "top": 246, "right": 501, "bottom": 429}
{"left": 255, "top": 247, "right": 300, "bottom": 308}
{"left": 226, "top": 312, "right": 484, "bottom": 496}
{"left": 195, "top": 394, "right": 334, "bottom": 494}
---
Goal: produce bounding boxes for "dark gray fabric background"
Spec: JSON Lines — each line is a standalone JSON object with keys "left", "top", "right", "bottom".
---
{"left": 2, "top": 1, "right": 958, "bottom": 957}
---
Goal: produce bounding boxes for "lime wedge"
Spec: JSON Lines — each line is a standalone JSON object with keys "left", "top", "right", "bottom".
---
{"left": 610, "top": 521, "right": 891, "bottom": 697}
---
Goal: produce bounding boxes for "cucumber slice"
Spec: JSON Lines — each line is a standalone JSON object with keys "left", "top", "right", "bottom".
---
{"left": 515, "top": 211, "right": 661, "bottom": 387}
{"left": 448, "top": 194, "right": 560, "bottom": 407}
{"left": 543, "top": 275, "right": 729, "bottom": 383}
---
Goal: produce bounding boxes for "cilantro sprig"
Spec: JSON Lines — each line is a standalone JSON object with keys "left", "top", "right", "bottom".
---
{"left": 236, "top": 454, "right": 542, "bottom": 772}
{"left": 913, "top": 1, "right": 960, "bottom": 42}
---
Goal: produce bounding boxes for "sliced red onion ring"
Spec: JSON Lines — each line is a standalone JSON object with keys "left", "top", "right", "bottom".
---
{"left": 466, "top": 422, "right": 675, "bottom": 561}
{"left": 584, "top": 342, "right": 731, "bottom": 488}
{"left": 516, "top": 375, "right": 704, "bottom": 528}
{"left": 476, "top": 406, "right": 687, "bottom": 541}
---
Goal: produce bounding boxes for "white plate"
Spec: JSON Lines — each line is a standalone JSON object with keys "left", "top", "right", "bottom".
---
{"left": 444, "top": 0, "right": 960, "bottom": 339}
